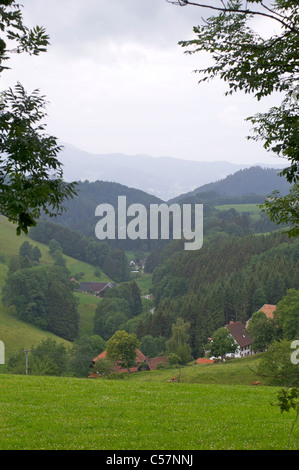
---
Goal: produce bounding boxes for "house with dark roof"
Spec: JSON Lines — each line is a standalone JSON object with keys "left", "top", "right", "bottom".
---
{"left": 90, "top": 349, "right": 167, "bottom": 375}
{"left": 225, "top": 321, "right": 254, "bottom": 358}
{"left": 77, "top": 282, "right": 116, "bottom": 297}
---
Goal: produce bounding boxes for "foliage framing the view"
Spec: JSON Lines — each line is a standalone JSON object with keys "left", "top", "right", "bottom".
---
{"left": 169, "top": 0, "right": 299, "bottom": 235}
{"left": 0, "top": 1, "right": 77, "bottom": 234}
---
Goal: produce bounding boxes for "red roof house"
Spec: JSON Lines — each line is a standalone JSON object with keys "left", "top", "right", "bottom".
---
{"left": 146, "top": 356, "right": 168, "bottom": 370}
{"left": 91, "top": 349, "right": 167, "bottom": 374}
{"left": 246, "top": 304, "right": 277, "bottom": 328}
{"left": 258, "top": 304, "right": 277, "bottom": 319}
{"left": 196, "top": 358, "right": 214, "bottom": 365}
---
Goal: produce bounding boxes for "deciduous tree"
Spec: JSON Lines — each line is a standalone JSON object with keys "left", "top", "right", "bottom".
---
{"left": 275, "top": 288, "right": 299, "bottom": 340}
{"left": 166, "top": 317, "right": 193, "bottom": 364}
{"left": 0, "top": 1, "right": 77, "bottom": 234}
{"left": 208, "top": 327, "right": 237, "bottom": 361}
{"left": 247, "top": 310, "right": 276, "bottom": 352}
{"left": 168, "top": 0, "right": 299, "bottom": 235}
{"left": 106, "top": 330, "right": 140, "bottom": 373}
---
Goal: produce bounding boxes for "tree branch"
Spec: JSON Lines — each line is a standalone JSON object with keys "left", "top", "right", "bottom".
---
{"left": 166, "top": 1, "right": 299, "bottom": 34}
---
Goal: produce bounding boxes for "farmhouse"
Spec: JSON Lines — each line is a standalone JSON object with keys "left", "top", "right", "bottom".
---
{"left": 146, "top": 355, "right": 168, "bottom": 370}
{"left": 196, "top": 357, "right": 214, "bottom": 365}
{"left": 90, "top": 349, "right": 168, "bottom": 374}
{"left": 77, "top": 282, "right": 116, "bottom": 297}
{"left": 258, "top": 304, "right": 277, "bottom": 319}
{"left": 225, "top": 321, "right": 253, "bottom": 358}
{"left": 245, "top": 303, "right": 277, "bottom": 328}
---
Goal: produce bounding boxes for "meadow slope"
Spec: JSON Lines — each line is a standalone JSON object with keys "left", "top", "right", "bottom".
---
{"left": 0, "top": 374, "right": 297, "bottom": 450}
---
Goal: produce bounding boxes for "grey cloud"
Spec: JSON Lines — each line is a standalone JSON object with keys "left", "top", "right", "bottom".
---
{"left": 24, "top": 0, "right": 202, "bottom": 54}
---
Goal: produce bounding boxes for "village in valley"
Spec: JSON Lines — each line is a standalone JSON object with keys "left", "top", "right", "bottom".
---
{"left": 0, "top": 0, "right": 298, "bottom": 452}
{"left": 88, "top": 301, "right": 277, "bottom": 378}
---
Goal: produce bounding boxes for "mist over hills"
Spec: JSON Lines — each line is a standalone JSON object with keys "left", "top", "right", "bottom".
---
{"left": 59, "top": 142, "right": 284, "bottom": 201}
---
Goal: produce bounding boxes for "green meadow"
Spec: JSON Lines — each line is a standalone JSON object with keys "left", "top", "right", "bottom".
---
{"left": 214, "top": 203, "right": 262, "bottom": 223}
{"left": 128, "top": 355, "right": 262, "bottom": 386}
{"left": 214, "top": 203, "right": 261, "bottom": 214}
{"left": 0, "top": 373, "right": 297, "bottom": 450}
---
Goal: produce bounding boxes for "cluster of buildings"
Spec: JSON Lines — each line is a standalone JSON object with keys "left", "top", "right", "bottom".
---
{"left": 90, "top": 349, "right": 168, "bottom": 375}
{"left": 89, "top": 304, "right": 277, "bottom": 376}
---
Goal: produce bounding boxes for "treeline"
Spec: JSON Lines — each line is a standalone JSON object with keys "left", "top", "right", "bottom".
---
{"left": 29, "top": 219, "right": 130, "bottom": 283}
{"left": 36, "top": 179, "right": 284, "bottom": 253}
{"left": 7, "top": 336, "right": 106, "bottom": 378}
{"left": 2, "top": 242, "right": 79, "bottom": 341}
{"left": 144, "top": 206, "right": 285, "bottom": 273}
{"left": 170, "top": 190, "right": 266, "bottom": 205}
{"left": 93, "top": 281, "right": 142, "bottom": 340}
{"left": 170, "top": 167, "right": 291, "bottom": 202}
{"left": 40, "top": 180, "right": 164, "bottom": 252}
{"left": 145, "top": 210, "right": 288, "bottom": 274}
{"left": 136, "top": 232, "right": 299, "bottom": 357}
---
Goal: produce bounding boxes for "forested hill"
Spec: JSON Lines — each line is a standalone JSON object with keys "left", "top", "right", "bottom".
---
{"left": 170, "top": 166, "right": 290, "bottom": 203}
{"left": 39, "top": 172, "right": 288, "bottom": 253}
{"left": 139, "top": 232, "right": 299, "bottom": 358}
{"left": 43, "top": 180, "right": 163, "bottom": 240}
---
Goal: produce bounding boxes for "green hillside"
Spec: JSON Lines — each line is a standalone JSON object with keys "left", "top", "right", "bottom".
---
{"left": 0, "top": 216, "right": 107, "bottom": 359}
{"left": 126, "top": 354, "right": 262, "bottom": 386}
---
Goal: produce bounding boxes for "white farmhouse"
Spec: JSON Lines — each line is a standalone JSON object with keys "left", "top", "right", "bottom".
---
{"left": 225, "top": 321, "right": 254, "bottom": 358}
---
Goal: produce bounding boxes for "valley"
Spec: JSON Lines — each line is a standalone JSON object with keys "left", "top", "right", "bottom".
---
{"left": 0, "top": 164, "right": 298, "bottom": 451}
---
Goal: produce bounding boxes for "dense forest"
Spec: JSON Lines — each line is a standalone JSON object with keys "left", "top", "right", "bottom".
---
{"left": 37, "top": 171, "right": 289, "bottom": 253}
{"left": 93, "top": 281, "right": 143, "bottom": 340}
{"left": 135, "top": 232, "right": 299, "bottom": 358}
{"left": 2, "top": 242, "right": 79, "bottom": 341}
{"left": 41, "top": 180, "right": 164, "bottom": 251}
{"left": 22, "top": 175, "right": 296, "bottom": 359}
{"left": 170, "top": 166, "right": 291, "bottom": 202}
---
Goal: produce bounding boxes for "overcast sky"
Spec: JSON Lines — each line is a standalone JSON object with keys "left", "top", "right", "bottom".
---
{"left": 1, "top": 0, "right": 284, "bottom": 165}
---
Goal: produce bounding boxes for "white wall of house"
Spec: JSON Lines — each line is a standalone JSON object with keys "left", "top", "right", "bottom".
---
{"left": 232, "top": 344, "right": 254, "bottom": 358}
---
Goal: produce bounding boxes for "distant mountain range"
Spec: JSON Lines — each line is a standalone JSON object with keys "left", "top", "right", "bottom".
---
{"left": 59, "top": 142, "right": 285, "bottom": 201}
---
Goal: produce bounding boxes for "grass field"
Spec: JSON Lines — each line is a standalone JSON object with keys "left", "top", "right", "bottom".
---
{"left": 134, "top": 273, "right": 153, "bottom": 294}
{"left": 214, "top": 203, "right": 261, "bottom": 214}
{"left": 214, "top": 203, "right": 263, "bottom": 224}
{"left": 0, "top": 216, "right": 73, "bottom": 357}
{"left": 74, "top": 291, "right": 101, "bottom": 336}
{"left": 127, "top": 355, "right": 263, "bottom": 386}
{"left": 0, "top": 373, "right": 297, "bottom": 450}
{"left": 0, "top": 215, "right": 111, "bottom": 283}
